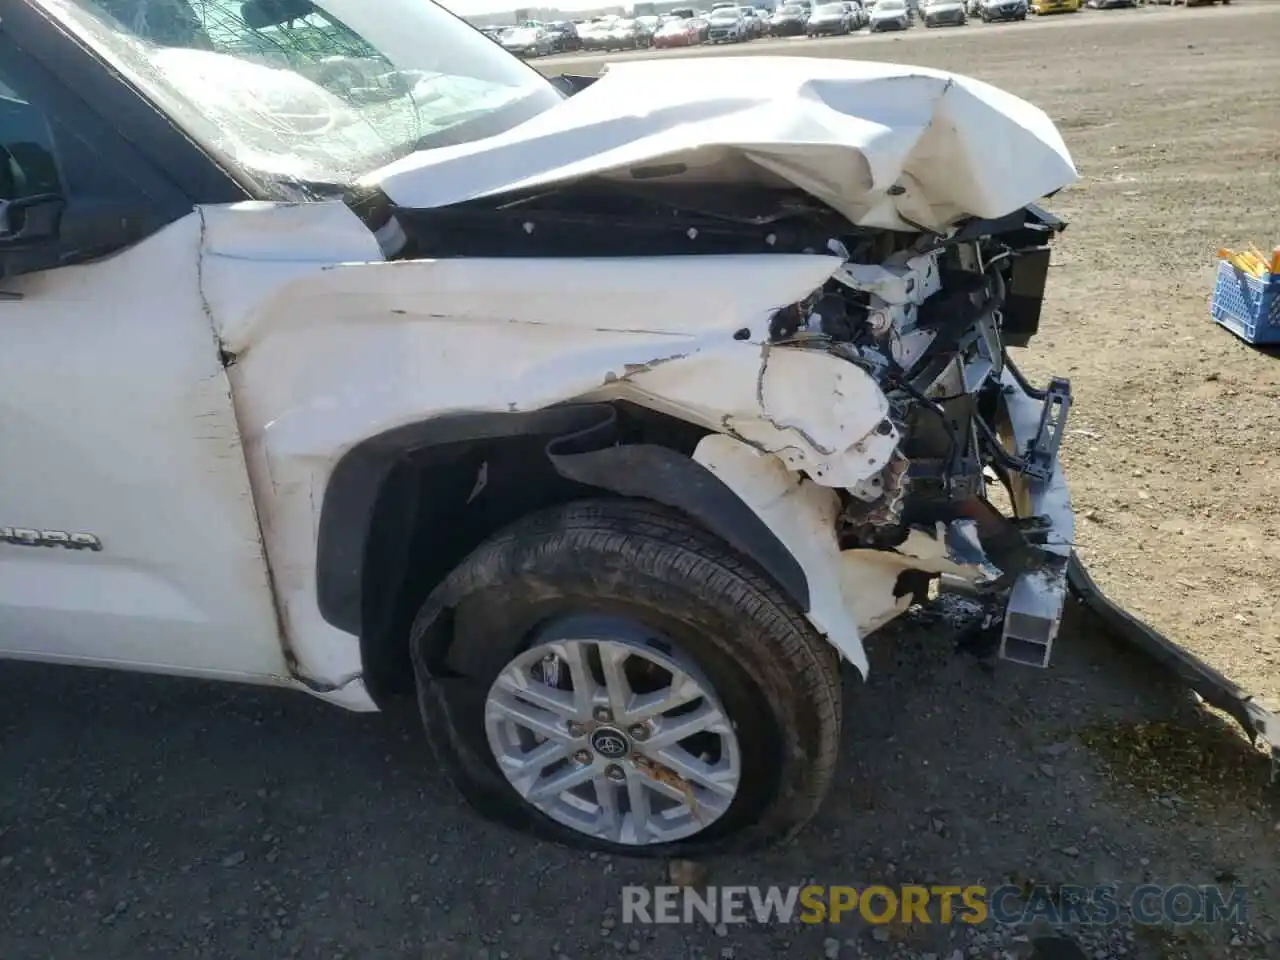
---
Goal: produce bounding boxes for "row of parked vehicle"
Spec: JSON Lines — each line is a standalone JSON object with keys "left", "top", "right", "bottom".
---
{"left": 477, "top": 0, "right": 1139, "bottom": 57}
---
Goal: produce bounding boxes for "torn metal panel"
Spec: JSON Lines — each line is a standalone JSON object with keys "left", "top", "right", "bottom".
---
{"left": 195, "top": 201, "right": 898, "bottom": 691}
{"left": 632, "top": 344, "right": 899, "bottom": 489}
{"left": 895, "top": 522, "right": 1002, "bottom": 584}
{"left": 194, "top": 165, "right": 1088, "bottom": 700}
{"left": 692, "top": 433, "right": 873, "bottom": 675}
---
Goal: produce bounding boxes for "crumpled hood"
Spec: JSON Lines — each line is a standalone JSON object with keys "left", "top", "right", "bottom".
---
{"left": 365, "top": 57, "right": 1077, "bottom": 232}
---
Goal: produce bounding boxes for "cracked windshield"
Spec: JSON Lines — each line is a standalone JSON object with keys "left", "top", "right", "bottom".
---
{"left": 38, "top": 0, "right": 561, "bottom": 195}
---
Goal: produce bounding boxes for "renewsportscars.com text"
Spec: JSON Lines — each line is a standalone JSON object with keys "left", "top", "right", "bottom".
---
{"left": 622, "top": 884, "right": 1249, "bottom": 927}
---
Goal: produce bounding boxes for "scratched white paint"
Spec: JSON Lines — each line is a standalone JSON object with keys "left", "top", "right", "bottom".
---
{"left": 0, "top": 214, "right": 290, "bottom": 686}
{"left": 0, "top": 195, "right": 1044, "bottom": 711}
{"left": 0, "top": 52, "right": 1081, "bottom": 708}
{"left": 198, "top": 200, "right": 905, "bottom": 698}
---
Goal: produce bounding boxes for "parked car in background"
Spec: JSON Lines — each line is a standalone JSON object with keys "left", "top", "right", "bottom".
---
{"left": 689, "top": 13, "right": 712, "bottom": 37}
{"left": 1029, "top": 0, "right": 1080, "bottom": 12}
{"left": 842, "top": 0, "right": 870, "bottom": 26}
{"left": 978, "top": 0, "right": 1027, "bottom": 19}
{"left": 629, "top": 16, "right": 658, "bottom": 43}
{"left": 576, "top": 19, "right": 614, "bottom": 49}
{"left": 740, "top": 6, "right": 766, "bottom": 35}
{"left": 868, "top": 0, "right": 911, "bottom": 28}
{"left": 923, "top": 0, "right": 968, "bottom": 24}
{"left": 769, "top": 2, "right": 810, "bottom": 33}
{"left": 706, "top": 5, "right": 751, "bottom": 40}
{"left": 1085, "top": 0, "right": 1133, "bottom": 7}
{"left": 607, "top": 17, "right": 653, "bottom": 47}
{"left": 635, "top": 14, "right": 662, "bottom": 38}
{"left": 499, "top": 24, "right": 554, "bottom": 57}
{"left": 544, "top": 20, "right": 582, "bottom": 51}
{"left": 654, "top": 15, "right": 702, "bottom": 44}
{"left": 806, "top": 1, "right": 853, "bottom": 34}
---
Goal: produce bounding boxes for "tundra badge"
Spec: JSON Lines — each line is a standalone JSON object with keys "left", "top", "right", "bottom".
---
{"left": 0, "top": 527, "right": 103, "bottom": 551}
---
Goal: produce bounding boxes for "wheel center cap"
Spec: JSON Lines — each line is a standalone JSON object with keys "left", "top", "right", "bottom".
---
{"left": 590, "top": 726, "right": 631, "bottom": 759}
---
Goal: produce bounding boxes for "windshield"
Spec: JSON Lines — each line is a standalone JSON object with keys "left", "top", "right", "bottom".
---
{"left": 710, "top": 8, "right": 740, "bottom": 18}
{"left": 814, "top": 3, "right": 844, "bottom": 11}
{"left": 876, "top": 0, "right": 904, "bottom": 9}
{"left": 36, "top": 0, "right": 562, "bottom": 198}
{"left": 778, "top": 4, "right": 804, "bottom": 12}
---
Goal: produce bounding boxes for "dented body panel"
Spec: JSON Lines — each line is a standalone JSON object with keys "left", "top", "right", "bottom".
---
{"left": 0, "top": 30, "right": 1089, "bottom": 718}
{"left": 5, "top": 0, "right": 1275, "bottom": 838}
{"left": 198, "top": 200, "right": 904, "bottom": 695}
{"left": 368, "top": 56, "right": 1078, "bottom": 233}
{"left": 194, "top": 184, "right": 1077, "bottom": 704}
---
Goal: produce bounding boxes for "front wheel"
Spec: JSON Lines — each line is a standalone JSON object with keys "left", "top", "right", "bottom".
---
{"left": 411, "top": 499, "right": 843, "bottom": 855}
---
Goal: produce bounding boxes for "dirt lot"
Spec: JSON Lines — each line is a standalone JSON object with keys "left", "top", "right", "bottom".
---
{"left": 1, "top": 8, "right": 1278, "bottom": 960}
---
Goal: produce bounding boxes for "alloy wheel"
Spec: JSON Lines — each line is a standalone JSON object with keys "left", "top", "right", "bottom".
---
{"left": 484, "top": 629, "right": 742, "bottom": 845}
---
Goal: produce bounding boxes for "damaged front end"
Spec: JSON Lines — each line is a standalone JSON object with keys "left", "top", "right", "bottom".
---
{"left": 763, "top": 200, "right": 1078, "bottom": 668}
{"left": 344, "top": 175, "right": 1077, "bottom": 673}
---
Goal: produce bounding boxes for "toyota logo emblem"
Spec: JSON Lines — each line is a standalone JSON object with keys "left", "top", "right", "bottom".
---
{"left": 590, "top": 728, "right": 630, "bottom": 759}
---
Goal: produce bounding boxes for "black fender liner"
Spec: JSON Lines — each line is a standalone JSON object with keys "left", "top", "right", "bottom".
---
{"left": 316, "top": 403, "right": 810, "bottom": 642}
{"left": 317, "top": 404, "right": 618, "bottom": 636}
{"left": 544, "top": 406, "right": 810, "bottom": 613}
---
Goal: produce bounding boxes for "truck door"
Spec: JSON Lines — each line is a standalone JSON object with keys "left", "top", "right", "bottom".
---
{"left": 0, "top": 43, "right": 288, "bottom": 683}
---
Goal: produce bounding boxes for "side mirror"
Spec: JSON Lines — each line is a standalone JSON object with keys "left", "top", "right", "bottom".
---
{"left": 550, "top": 74, "right": 599, "bottom": 98}
{"left": 0, "top": 193, "right": 63, "bottom": 248}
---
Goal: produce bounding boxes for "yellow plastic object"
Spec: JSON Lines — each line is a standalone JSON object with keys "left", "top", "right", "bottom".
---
{"left": 1218, "top": 246, "right": 1269, "bottom": 279}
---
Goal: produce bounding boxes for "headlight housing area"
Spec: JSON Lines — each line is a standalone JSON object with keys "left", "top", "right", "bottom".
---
{"left": 750, "top": 206, "right": 1075, "bottom": 669}
{"left": 759, "top": 204, "right": 1068, "bottom": 546}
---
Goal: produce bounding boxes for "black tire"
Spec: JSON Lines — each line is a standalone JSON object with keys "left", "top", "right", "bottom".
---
{"left": 410, "top": 498, "right": 843, "bottom": 856}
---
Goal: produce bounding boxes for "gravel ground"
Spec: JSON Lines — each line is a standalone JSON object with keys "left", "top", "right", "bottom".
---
{"left": 3, "top": 7, "right": 1280, "bottom": 960}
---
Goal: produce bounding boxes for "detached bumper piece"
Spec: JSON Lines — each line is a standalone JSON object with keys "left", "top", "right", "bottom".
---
{"left": 1068, "top": 557, "right": 1280, "bottom": 785}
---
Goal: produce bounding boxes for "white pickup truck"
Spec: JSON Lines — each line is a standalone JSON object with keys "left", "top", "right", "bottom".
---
{"left": 1, "top": 0, "right": 1120, "bottom": 853}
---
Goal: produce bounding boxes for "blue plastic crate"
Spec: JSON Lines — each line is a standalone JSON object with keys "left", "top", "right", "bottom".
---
{"left": 1210, "top": 259, "right": 1280, "bottom": 345}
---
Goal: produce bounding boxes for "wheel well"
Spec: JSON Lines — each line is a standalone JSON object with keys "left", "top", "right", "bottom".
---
{"left": 333, "top": 402, "right": 712, "bottom": 704}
